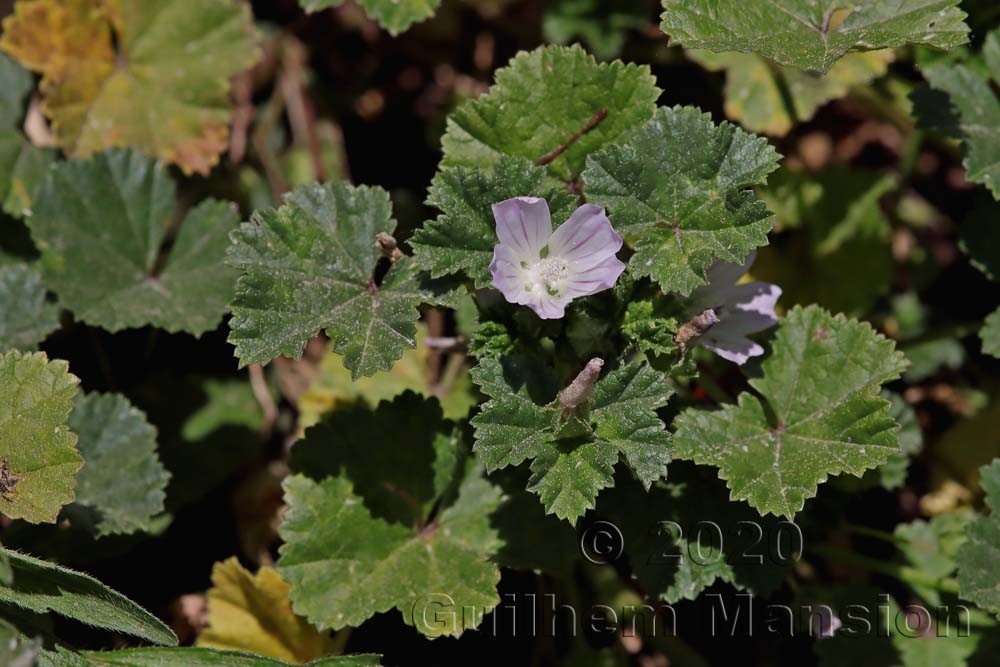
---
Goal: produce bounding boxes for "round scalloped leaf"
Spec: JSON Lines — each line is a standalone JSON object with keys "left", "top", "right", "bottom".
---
{"left": 65, "top": 392, "right": 169, "bottom": 537}
{"left": 0, "top": 262, "right": 60, "bottom": 351}
{"left": 278, "top": 470, "right": 502, "bottom": 638}
{"left": 470, "top": 357, "right": 674, "bottom": 523}
{"left": 299, "top": 0, "right": 440, "bottom": 35}
{"left": 661, "top": 0, "right": 968, "bottom": 74}
{"left": 0, "top": 350, "right": 81, "bottom": 524}
{"left": 441, "top": 44, "right": 661, "bottom": 183}
{"left": 957, "top": 459, "right": 1000, "bottom": 616}
{"left": 922, "top": 29, "right": 1000, "bottom": 200}
{"left": 228, "top": 182, "right": 450, "bottom": 378}
{"left": 0, "top": 0, "right": 259, "bottom": 175}
{"left": 583, "top": 105, "right": 781, "bottom": 296}
{"left": 28, "top": 150, "right": 240, "bottom": 335}
{"left": 672, "top": 305, "right": 909, "bottom": 518}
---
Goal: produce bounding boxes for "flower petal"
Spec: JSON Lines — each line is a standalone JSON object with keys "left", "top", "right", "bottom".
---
{"left": 490, "top": 243, "right": 532, "bottom": 306}
{"left": 688, "top": 251, "right": 758, "bottom": 310}
{"left": 717, "top": 282, "right": 781, "bottom": 335}
{"left": 563, "top": 254, "right": 626, "bottom": 299}
{"left": 700, "top": 329, "right": 765, "bottom": 365}
{"left": 524, "top": 294, "right": 570, "bottom": 320}
{"left": 548, "top": 204, "right": 623, "bottom": 271}
{"left": 492, "top": 197, "right": 552, "bottom": 261}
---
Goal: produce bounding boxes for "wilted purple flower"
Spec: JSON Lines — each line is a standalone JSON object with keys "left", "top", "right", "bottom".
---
{"left": 685, "top": 251, "right": 781, "bottom": 365}
{"left": 489, "top": 197, "right": 625, "bottom": 319}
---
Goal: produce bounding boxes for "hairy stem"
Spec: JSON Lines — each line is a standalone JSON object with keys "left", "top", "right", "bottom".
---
{"left": 536, "top": 108, "right": 608, "bottom": 167}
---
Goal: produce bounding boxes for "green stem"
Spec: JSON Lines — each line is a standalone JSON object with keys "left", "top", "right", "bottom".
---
{"left": 810, "top": 545, "right": 960, "bottom": 594}
{"left": 848, "top": 82, "right": 914, "bottom": 131}
{"left": 842, "top": 522, "right": 903, "bottom": 545}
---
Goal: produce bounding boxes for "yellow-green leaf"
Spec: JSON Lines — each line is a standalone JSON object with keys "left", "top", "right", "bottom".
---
{"left": 0, "top": 0, "right": 259, "bottom": 175}
{"left": 0, "top": 350, "right": 82, "bottom": 523}
{"left": 690, "top": 49, "right": 894, "bottom": 135}
{"left": 297, "top": 324, "right": 474, "bottom": 430}
{"left": 198, "top": 558, "right": 335, "bottom": 664}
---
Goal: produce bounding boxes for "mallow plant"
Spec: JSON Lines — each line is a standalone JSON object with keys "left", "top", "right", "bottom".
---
{"left": 0, "top": 0, "right": 997, "bottom": 665}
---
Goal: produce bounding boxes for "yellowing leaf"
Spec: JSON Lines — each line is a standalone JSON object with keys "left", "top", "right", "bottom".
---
{"left": 0, "top": 0, "right": 258, "bottom": 175}
{"left": 690, "top": 49, "right": 894, "bottom": 136}
{"left": 297, "top": 325, "right": 475, "bottom": 431}
{"left": 197, "top": 557, "right": 334, "bottom": 664}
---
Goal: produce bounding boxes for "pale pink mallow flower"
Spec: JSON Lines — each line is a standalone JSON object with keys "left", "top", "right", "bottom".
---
{"left": 489, "top": 197, "right": 626, "bottom": 319}
{"left": 686, "top": 251, "right": 781, "bottom": 365}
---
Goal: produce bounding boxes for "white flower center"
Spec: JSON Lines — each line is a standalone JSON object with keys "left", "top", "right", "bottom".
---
{"left": 525, "top": 256, "right": 569, "bottom": 296}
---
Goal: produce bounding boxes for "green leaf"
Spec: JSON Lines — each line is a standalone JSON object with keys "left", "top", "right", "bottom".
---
{"left": 591, "top": 361, "right": 675, "bottom": 487}
{"left": 471, "top": 357, "right": 673, "bottom": 522}
{"left": 832, "top": 391, "right": 923, "bottom": 493}
{"left": 754, "top": 167, "right": 894, "bottom": 315}
{"left": 0, "top": 350, "right": 81, "bottom": 524}
{"left": 897, "top": 637, "right": 980, "bottom": 667}
{"left": 598, "top": 466, "right": 791, "bottom": 602}
{"left": 64, "top": 392, "right": 169, "bottom": 537}
{"left": 0, "top": 262, "right": 59, "bottom": 351}
{"left": 688, "top": 49, "right": 893, "bottom": 136}
{"left": 959, "top": 198, "right": 1000, "bottom": 280}
{"left": 136, "top": 376, "right": 264, "bottom": 510}
{"left": 0, "top": 131, "right": 55, "bottom": 218}
{"left": 411, "top": 156, "right": 576, "bottom": 287}
{"left": 805, "top": 583, "right": 1000, "bottom": 666}
{"left": 44, "top": 647, "right": 380, "bottom": 667}
{"left": 583, "top": 105, "right": 781, "bottom": 296}
{"left": 878, "top": 392, "right": 923, "bottom": 490}
{"left": 620, "top": 298, "right": 680, "bottom": 358}
{"left": 0, "top": 53, "right": 55, "bottom": 219}
{"left": 291, "top": 393, "right": 452, "bottom": 525}
{"left": 901, "top": 337, "right": 965, "bottom": 382}
{"left": 278, "top": 470, "right": 502, "bottom": 637}
{"left": 542, "top": 0, "right": 650, "bottom": 61}
{"left": 0, "top": 53, "right": 32, "bottom": 129}
{"left": 0, "top": 548, "right": 177, "bottom": 645}
{"left": 527, "top": 442, "right": 619, "bottom": 525}
{"left": 895, "top": 511, "right": 970, "bottom": 604}
{"left": 661, "top": 0, "right": 969, "bottom": 74}
{"left": 957, "top": 459, "right": 1000, "bottom": 616}
{"left": 672, "top": 305, "right": 908, "bottom": 518}
{"left": 0, "top": 0, "right": 259, "bottom": 175}
{"left": 297, "top": 323, "right": 475, "bottom": 430}
{"left": 491, "top": 470, "right": 579, "bottom": 573}
{"left": 441, "top": 45, "right": 661, "bottom": 183}
{"left": 982, "top": 308, "right": 1000, "bottom": 359}
{"left": 0, "top": 618, "right": 39, "bottom": 667}
{"left": 228, "top": 181, "right": 446, "bottom": 378}
{"left": 923, "top": 29, "right": 1000, "bottom": 199}
{"left": 29, "top": 149, "right": 240, "bottom": 335}
{"left": 280, "top": 393, "right": 501, "bottom": 637}
{"left": 298, "top": 0, "right": 439, "bottom": 35}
